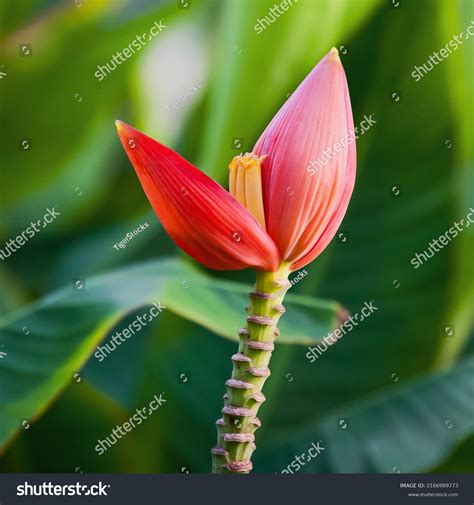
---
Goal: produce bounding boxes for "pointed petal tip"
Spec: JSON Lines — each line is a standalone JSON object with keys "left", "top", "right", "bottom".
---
{"left": 115, "top": 121, "right": 144, "bottom": 152}
{"left": 115, "top": 120, "right": 141, "bottom": 138}
{"left": 327, "top": 47, "right": 341, "bottom": 64}
{"left": 115, "top": 119, "right": 131, "bottom": 135}
{"left": 115, "top": 120, "right": 129, "bottom": 140}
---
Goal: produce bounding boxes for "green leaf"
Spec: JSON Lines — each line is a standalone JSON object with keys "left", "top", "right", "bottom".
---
{"left": 255, "top": 356, "right": 474, "bottom": 473}
{"left": 164, "top": 275, "right": 341, "bottom": 345}
{"left": 0, "top": 258, "right": 341, "bottom": 451}
{"left": 0, "top": 383, "right": 140, "bottom": 473}
{"left": 434, "top": 435, "right": 474, "bottom": 472}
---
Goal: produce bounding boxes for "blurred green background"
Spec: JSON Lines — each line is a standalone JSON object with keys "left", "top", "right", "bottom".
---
{"left": 0, "top": 0, "right": 473, "bottom": 473}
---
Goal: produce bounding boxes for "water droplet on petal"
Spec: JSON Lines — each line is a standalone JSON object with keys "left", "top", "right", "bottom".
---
{"left": 233, "top": 232, "right": 241, "bottom": 242}
{"left": 128, "top": 138, "right": 136, "bottom": 149}
{"left": 180, "top": 186, "right": 188, "bottom": 196}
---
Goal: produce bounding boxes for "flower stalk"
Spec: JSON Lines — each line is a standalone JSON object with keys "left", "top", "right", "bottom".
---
{"left": 211, "top": 263, "right": 292, "bottom": 473}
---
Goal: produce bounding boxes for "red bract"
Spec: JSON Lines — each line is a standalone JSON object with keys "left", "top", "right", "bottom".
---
{"left": 115, "top": 123, "right": 280, "bottom": 271}
{"left": 254, "top": 48, "right": 356, "bottom": 270}
{"left": 116, "top": 48, "right": 356, "bottom": 272}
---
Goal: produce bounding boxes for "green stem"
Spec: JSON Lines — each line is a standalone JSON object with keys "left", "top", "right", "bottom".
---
{"left": 211, "top": 263, "right": 291, "bottom": 473}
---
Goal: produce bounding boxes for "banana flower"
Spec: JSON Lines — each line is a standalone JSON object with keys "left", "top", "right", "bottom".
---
{"left": 116, "top": 47, "right": 356, "bottom": 474}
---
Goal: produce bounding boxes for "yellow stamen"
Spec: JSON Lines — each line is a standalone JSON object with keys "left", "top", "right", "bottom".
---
{"left": 229, "top": 153, "right": 266, "bottom": 228}
{"left": 236, "top": 162, "right": 247, "bottom": 208}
